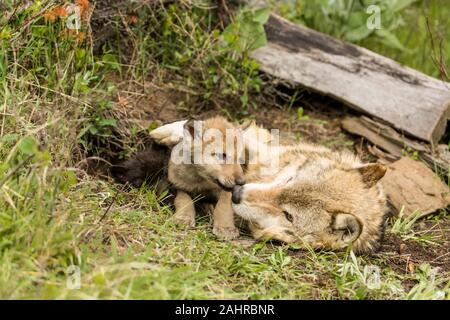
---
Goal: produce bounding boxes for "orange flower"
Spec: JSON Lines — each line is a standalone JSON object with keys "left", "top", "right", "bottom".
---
{"left": 53, "top": 6, "right": 68, "bottom": 17}
{"left": 76, "top": 0, "right": 90, "bottom": 18}
{"left": 75, "top": 31, "right": 86, "bottom": 42}
{"left": 43, "top": 10, "right": 57, "bottom": 22}
{"left": 43, "top": 6, "right": 68, "bottom": 22}
{"left": 128, "top": 14, "right": 138, "bottom": 24}
{"left": 60, "top": 29, "right": 86, "bottom": 43}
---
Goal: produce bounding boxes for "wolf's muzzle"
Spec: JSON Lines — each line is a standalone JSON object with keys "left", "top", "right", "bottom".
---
{"left": 235, "top": 177, "right": 246, "bottom": 186}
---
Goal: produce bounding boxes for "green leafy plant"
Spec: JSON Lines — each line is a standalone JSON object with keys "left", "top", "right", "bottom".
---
{"left": 274, "top": 0, "right": 418, "bottom": 50}
{"left": 222, "top": 7, "right": 270, "bottom": 52}
{"left": 219, "top": 7, "right": 269, "bottom": 110}
{"left": 129, "top": 3, "right": 268, "bottom": 113}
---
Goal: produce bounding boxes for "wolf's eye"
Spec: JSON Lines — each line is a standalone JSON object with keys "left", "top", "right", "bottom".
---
{"left": 283, "top": 211, "right": 294, "bottom": 223}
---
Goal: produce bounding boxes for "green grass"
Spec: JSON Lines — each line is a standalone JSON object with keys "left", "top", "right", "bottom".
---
{"left": 0, "top": 1, "right": 449, "bottom": 299}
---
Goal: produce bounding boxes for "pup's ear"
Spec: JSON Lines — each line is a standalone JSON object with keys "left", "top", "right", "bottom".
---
{"left": 355, "top": 163, "right": 387, "bottom": 188}
{"left": 238, "top": 119, "right": 255, "bottom": 132}
{"left": 331, "top": 213, "right": 362, "bottom": 244}
{"left": 183, "top": 119, "right": 201, "bottom": 139}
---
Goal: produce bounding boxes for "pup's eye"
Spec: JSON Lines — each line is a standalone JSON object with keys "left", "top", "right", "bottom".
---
{"left": 215, "top": 153, "right": 227, "bottom": 161}
{"left": 283, "top": 211, "right": 294, "bottom": 223}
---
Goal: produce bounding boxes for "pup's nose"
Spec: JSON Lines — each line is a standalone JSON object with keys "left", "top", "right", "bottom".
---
{"left": 232, "top": 185, "right": 243, "bottom": 204}
{"left": 235, "top": 177, "right": 246, "bottom": 186}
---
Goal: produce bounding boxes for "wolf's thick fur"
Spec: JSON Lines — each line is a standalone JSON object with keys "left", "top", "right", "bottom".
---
{"left": 150, "top": 116, "right": 247, "bottom": 240}
{"left": 231, "top": 124, "right": 388, "bottom": 253}
{"left": 153, "top": 120, "right": 388, "bottom": 253}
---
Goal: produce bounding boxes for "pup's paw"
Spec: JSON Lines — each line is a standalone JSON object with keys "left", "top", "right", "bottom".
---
{"left": 173, "top": 214, "right": 195, "bottom": 228}
{"left": 213, "top": 226, "right": 240, "bottom": 240}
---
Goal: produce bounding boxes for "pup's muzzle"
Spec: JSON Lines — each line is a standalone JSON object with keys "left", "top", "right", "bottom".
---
{"left": 232, "top": 185, "right": 244, "bottom": 204}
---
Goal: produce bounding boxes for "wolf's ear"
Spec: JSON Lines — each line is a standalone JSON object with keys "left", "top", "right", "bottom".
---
{"left": 331, "top": 213, "right": 362, "bottom": 244}
{"left": 355, "top": 163, "right": 386, "bottom": 188}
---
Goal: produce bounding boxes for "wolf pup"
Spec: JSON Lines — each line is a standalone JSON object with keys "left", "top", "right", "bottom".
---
{"left": 150, "top": 116, "right": 247, "bottom": 240}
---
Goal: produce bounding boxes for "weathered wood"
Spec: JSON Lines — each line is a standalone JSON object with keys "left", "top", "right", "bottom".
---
{"left": 251, "top": 14, "right": 450, "bottom": 143}
{"left": 341, "top": 116, "right": 450, "bottom": 176}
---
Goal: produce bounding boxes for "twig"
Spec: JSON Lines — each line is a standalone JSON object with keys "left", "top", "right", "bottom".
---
{"left": 425, "top": 18, "right": 450, "bottom": 83}
{"left": 99, "top": 189, "right": 120, "bottom": 222}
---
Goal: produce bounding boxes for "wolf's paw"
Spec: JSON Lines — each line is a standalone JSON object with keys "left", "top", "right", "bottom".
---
{"left": 213, "top": 226, "right": 240, "bottom": 240}
{"left": 173, "top": 214, "right": 195, "bottom": 228}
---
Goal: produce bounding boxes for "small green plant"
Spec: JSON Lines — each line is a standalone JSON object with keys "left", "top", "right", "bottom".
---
{"left": 391, "top": 208, "right": 441, "bottom": 245}
{"left": 220, "top": 7, "right": 269, "bottom": 109}
{"left": 391, "top": 207, "right": 423, "bottom": 234}
{"left": 268, "top": 247, "right": 292, "bottom": 270}
{"left": 402, "top": 147, "right": 420, "bottom": 160}
{"left": 296, "top": 107, "right": 310, "bottom": 120}
{"left": 406, "top": 263, "right": 448, "bottom": 300}
{"left": 221, "top": 7, "right": 270, "bottom": 52}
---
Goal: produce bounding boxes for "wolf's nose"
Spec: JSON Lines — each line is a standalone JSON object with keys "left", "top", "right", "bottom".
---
{"left": 232, "top": 185, "right": 243, "bottom": 204}
{"left": 235, "top": 177, "right": 246, "bottom": 186}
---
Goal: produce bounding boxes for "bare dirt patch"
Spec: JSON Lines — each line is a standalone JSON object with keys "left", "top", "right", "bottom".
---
{"left": 378, "top": 218, "right": 450, "bottom": 273}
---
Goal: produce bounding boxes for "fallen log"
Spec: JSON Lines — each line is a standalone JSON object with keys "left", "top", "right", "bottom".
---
{"left": 251, "top": 14, "right": 450, "bottom": 144}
